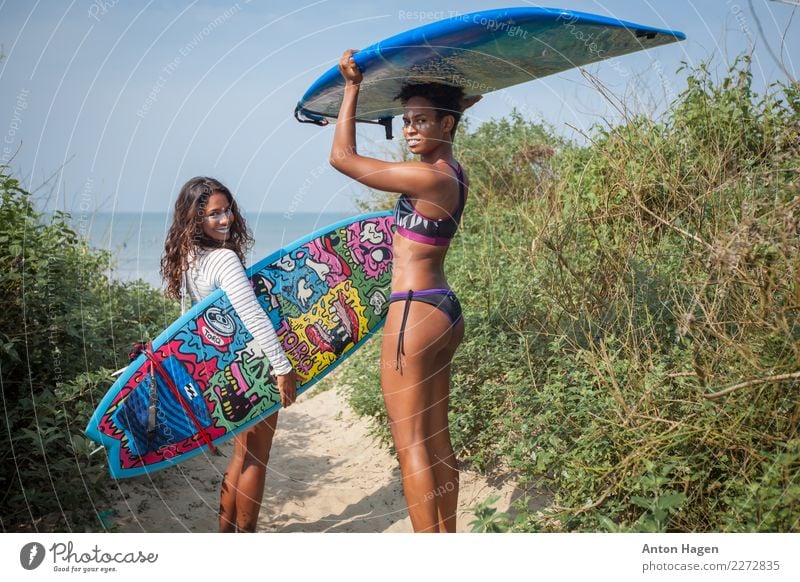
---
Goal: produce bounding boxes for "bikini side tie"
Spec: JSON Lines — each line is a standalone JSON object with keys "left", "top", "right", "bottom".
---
{"left": 395, "top": 290, "right": 413, "bottom": 373}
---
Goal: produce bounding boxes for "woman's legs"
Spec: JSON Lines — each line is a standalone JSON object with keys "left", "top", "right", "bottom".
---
{"left": 218, "top": 411, "right": 279, "bottom": 532}
{"left": 428, "top": 319, "right": 464, "bottom": 532}
{"left": 381, "top": 300, "right": 462, "bottom": 532}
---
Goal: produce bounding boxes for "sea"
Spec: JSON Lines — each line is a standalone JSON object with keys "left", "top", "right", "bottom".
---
{"left": 71, "top": 211, "right": 356, "bottom": 288}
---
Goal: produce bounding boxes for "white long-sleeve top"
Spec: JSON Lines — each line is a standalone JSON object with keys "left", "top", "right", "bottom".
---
{"left": 185, "top": 248, "right": 293, "bottom": 376}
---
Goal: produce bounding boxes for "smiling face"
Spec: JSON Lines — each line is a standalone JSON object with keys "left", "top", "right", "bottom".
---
{"left": 401, "top": 96, "right": 454, "bottom": 156}
{"left": 201, "top": 192, "right": 234, "bottom": 242}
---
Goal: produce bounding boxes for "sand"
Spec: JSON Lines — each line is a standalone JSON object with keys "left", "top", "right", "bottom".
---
{"left": 105, "top": 385, "right": 535, "bottom": 533}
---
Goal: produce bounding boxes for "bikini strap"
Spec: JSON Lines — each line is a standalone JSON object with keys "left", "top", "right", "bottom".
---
{"left": 395, "top": 290, "right": 413, "bottom": 373}
{"left": 441, "top": 160, "right": 467, "bottom": 220}
{"left": 441, "top": 159, "right": 466, "bottom": 202}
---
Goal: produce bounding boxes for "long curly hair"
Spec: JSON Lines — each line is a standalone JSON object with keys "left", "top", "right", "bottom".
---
{"left": 160, "top": 176, "right": 253, "bottom": 299}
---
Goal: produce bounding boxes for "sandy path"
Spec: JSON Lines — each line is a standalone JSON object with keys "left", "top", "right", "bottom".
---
{"left": 106, "top": 385, "right": 524, "bottom": 533}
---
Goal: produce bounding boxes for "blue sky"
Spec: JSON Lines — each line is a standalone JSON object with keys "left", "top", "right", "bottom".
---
{"left": 0, "top": 0, "right": 797, "bottom": 216}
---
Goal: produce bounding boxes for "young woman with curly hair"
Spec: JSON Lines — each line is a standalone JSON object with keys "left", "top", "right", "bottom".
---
{"left": 161, "top": 176, "right": 297, "bottom": 532}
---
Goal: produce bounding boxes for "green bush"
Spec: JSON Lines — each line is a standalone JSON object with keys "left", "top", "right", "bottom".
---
{"left": 0, "top": 171, "right": 179, "bottom": 531}
{"left": 346, "top": 57, "right": 799, "bottom": 532}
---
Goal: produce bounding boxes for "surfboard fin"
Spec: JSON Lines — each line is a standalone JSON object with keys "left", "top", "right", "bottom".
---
{"left": 294, "top": 106, "right": 329, "bottom": 126}
{"left": 377, "top": 117, "right": 393, "bottom": 140}
{"left": 295, "top": 104, "right": 394, "bottom": 139}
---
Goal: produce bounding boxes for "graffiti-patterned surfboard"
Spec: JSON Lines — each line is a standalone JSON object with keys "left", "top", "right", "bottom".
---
{"left": 85, "top": 211, "right": 394, "bottom": 478}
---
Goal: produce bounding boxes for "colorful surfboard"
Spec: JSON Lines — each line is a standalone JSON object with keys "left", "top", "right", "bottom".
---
{"left": 85, "top": 212, "right": 395, "bottom": 478}
{"left": 295, "top": 7, "right": 685, "bottom": 136}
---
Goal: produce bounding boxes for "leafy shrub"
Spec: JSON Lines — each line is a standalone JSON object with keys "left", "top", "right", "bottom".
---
{"left": 346, "top": 57, "right": 799, "bottom": 532}
{"left": 0, "top": 171, "right": 179, "bottom": 531}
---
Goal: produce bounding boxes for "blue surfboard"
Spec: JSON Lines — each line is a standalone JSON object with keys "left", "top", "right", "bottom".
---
{"left": 295, "top": 7, "right": 685, "bottom": 135}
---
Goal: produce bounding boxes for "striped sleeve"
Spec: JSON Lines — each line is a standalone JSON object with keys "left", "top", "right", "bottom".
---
{"left": 203, "top": 249, "right": 293, "bottom": 376}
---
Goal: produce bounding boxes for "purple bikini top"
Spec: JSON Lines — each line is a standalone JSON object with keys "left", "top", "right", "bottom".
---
{"left": 394, "top": 160, "right": 467, "bottom": 247}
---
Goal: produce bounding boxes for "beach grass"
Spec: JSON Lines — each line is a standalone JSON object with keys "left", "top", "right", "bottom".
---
{"left": 344, "top": 55, "right": 800, "bottom": 532}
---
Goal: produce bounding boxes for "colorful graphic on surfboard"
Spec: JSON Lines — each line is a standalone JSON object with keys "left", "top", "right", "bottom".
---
{"left": 295, "top": 7, "right": 685, "bottom": 137}
{"left": 85, "top": 212, "right": 395, "bottom": 478}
